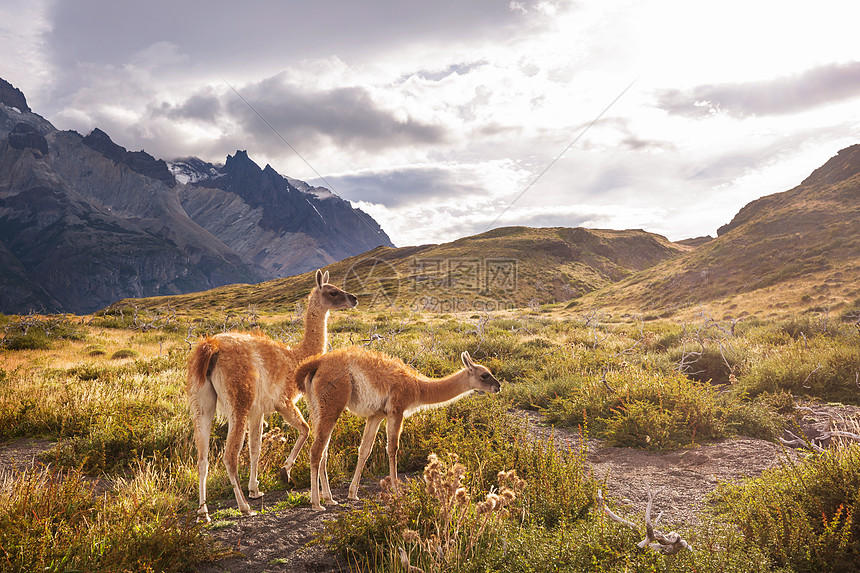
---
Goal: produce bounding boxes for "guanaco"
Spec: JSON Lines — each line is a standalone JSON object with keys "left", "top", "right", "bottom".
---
{"left": 187, "top": 270, "right": 356, "bottom": 521}
{"left": 295, "top": 347, "right": 501, "bottom": 510}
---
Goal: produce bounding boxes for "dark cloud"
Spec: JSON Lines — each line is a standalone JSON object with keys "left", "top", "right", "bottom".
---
{"left": 222, "top": 78, "right": 448, "bottom": 151}
{"left": 399, "top": 61, "right": 489, "bottom": 83}
{"left": 45, "top": 1, "right": 533, "bottom": 72}
{"left": 324, "top": 166, "right": 488, "bottom": 207}
{"left": 657, "top": 61, "right": 860, "bottom": 118}
{"left": 620, "top": 136, "right": 674, "bottom": 152}
{"left": 154, "top": 90, "right": 221, "bottom": 122}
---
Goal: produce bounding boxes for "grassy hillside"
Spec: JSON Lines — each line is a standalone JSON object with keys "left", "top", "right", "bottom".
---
{"left": 110, "top": 226, "right": 689, "bottom": 314}
{"left": 580, "top": 145, "right": 860, "bottom": 320}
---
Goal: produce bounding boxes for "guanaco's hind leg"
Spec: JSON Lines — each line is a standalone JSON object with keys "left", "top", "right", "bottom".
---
{"left": 319, "top": 447, "right": 337, "bottom": 505}
{"left": 385, "top": 414, "right": 405, "bottom": 494}
{"left": 223, "top": 412, "right": 255, "bottom": 516}
{"left": 275, "top": 400, "right": 310, "bottom": 483}
{"left": 191, "top": 381, "right": 217, "bottom": 522}
{"left": 308, "top": 414, "right": 338, "bottom": 511}
{"left": 247, "top": 413, "right": 264, "bottom": 499}
{"left": 348, "top": 414, "right": 384, "bottom": 501}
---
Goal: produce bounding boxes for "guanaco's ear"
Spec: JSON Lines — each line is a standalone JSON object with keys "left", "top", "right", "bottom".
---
{"left": 316, "top": 269, "right": 324, "bottom": 288}
{"left": 461, "top": 351, "right": 475, "bottom": 370}
{"left": 322, "top": 270, "right": 330, "bottom": 285}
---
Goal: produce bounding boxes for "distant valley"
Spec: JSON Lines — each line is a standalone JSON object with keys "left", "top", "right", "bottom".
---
{"left": 120, "top": 144, "right": 860, "bottom": 321}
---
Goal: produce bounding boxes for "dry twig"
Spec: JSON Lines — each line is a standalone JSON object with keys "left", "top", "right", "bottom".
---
{"left": 597, "top": 482, "right": 692, "bottom": 555}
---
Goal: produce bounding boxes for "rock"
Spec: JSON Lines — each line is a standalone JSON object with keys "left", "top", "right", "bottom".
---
{"left": 8, "top": 123, "right": 48, "bottom": 155}
{"left": 0, "top": 77, "right": 30, "bottom": 113}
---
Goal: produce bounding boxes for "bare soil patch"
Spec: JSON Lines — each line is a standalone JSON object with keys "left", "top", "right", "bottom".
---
{"left": 0, "top": 438, "right": 56, "bottom": 477}
{"left": 512, "top": 409, "right": 797, "bottom": 525}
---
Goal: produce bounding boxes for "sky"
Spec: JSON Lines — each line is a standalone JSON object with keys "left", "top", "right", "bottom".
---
{"left": 1, "top": 0, "right": 859, "bottom": 247}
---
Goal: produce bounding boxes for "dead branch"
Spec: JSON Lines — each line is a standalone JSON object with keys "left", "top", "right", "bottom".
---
{"left": 779, "top": 429, "right": 825, "bottom": 452}
{"left": 597, "top": 482, "right": 692, "bottom": 555}
{"left": 600, "top": 365, "right": 616, "bottom": 394}
{"left": 795, "top": 405, "right": 832, "bottom": 418}
{"left": 398, "top": 547, "right": 426, "bottom": 573}
{"left": 818, "top": 430, "right": 860, "bottom": 442}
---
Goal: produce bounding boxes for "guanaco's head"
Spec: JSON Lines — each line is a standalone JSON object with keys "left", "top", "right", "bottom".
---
{"left": 461, "top": 351, "right": 501, "bottom": 394}
{"left": 313, "top": 269, "right": 358, "bottom": 310}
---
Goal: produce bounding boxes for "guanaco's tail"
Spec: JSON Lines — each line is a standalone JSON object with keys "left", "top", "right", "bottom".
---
{"left": 294, "top": 354, "right": 323, "bottom": 394}
{"left": 187, "top": 337, "right": 220, "bottom": 397}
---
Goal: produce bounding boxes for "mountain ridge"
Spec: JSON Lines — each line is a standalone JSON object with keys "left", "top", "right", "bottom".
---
{"left": 583, "top": 144, "right": 860, "bottom": 318}
{"left": 113, "top": 225, "right": 690, "bottom": 312}
{"left": 0, "top": 77, "right": 393, "bottom": 314}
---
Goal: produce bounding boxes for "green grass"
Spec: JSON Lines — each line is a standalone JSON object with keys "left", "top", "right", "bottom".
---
{"left": 0, "top": 468, "right": 216, "bottom": 572}
{"left": 1, "top": 308, "right": 859, "bottom": 571}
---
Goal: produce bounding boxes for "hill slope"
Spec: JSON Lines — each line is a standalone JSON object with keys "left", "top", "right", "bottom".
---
{"left": 583, "top": 144, "right": 860, "bottom": 318}
{"left": 113, "top": 226, "right": 689, "bottom": 312}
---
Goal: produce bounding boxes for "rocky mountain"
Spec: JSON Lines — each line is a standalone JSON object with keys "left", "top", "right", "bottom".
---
{"left": 173, "top": 151, "right": 392, "bottom": 280}
{"left": 0, "top": 78, "right": 392, "bottom": 314}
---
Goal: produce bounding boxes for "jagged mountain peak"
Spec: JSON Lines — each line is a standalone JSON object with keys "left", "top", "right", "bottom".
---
{"left": 82, "top": 128, "right": 176, "bottom": 187}
{"left": 0, "top": 77, "right": 30, "bottom": 113}
{"left": 178, "top": 150, "right": 394, "bottom": 279}
{"left": 168, "top": 157, "right": 223, "bottom": 184}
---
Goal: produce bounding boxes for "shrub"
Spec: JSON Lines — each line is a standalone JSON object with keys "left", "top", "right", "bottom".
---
{"left": 739, "top": 336, "right": 860, "bottom": 404}
{"left": 1, "top": 315, "right": 84, "bottom": 350}
{"left": 0, "top": 469, "right": 215, "bottom": 572}
{"left": 319, "top": 451, "right": 567, "bottom": 572}
{"left": 110, "top": 348, "right": 140, "bottom": 360}
{"left": 539, "top": 367, "right": 779, "bottom": 450}
{"left": 712, "top": 443, "right": 860, "bottom": 572}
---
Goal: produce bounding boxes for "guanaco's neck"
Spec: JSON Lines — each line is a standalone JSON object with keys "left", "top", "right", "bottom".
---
{"left": 296, "top": 290, "right": 328, "bottom": 359}
{"left": 416, "top": 369, "right": 473, "bottom": 407}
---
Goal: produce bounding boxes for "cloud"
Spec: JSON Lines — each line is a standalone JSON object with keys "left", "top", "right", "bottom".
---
{"left": 325, "top": 166, "right": 487, "bottom": 207}
{"left": 43, "top": 0, "right": 536, "bottom": 74}
{"left": 223, "top": 77, "right": 450, "bottom": 152}
{"left": 656, "top": 61, "right": 860, "bottom": 118}
{"left": 154, "top": 89, "right": 222, "bottom": 122}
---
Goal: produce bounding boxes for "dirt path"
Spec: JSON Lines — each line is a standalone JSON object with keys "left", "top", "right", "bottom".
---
{"left": 512, "top": 410, "right": 797, "bottom": 525}
{"left": 193, "top": 487, "right": 355, "bottom": 573}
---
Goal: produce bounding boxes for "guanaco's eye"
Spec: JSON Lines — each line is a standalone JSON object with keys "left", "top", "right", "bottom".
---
{"left": 481, "top": 373, "right": 490, "bottom": 379}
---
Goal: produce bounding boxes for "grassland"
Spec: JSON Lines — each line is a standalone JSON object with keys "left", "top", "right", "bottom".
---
{"left": 1, "top": 302, "right": 859, "bottom": 572}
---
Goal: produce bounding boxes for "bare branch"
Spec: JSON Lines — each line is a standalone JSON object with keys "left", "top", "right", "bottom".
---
{"left": 597, "top": 482, "right": 692, "bottom": 555}
{"left": 802, "top": 364, "right": 822, "bottom": 389}
{"left": 779, "top": 429, "right": 825, "bottom": 452}
{"left": 596, "top": 489, "right": 640, "bottom": 534}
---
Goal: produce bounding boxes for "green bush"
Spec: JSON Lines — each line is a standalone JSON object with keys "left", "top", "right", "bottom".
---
{"left": 539, "top": 367, "right": 779, "bottom": 450}
{"left": 739, "top": 336, "right": 860, "bottom": 403}
{"left": 110, "top": 348, "right": 140, "bottom": 360}
{"left": 0, "top": 469, "right": 214, "bottom": 572}
{"left": 1, "top": 316, "right": 85, "bottom": 350}
{"left": 712, "top": 444, "right": 860, "bottom": 572}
